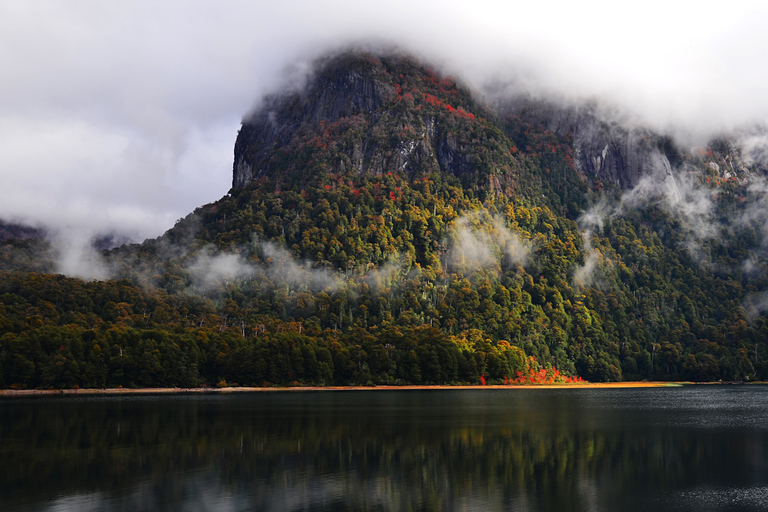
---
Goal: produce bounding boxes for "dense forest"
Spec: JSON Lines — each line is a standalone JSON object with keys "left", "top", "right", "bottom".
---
{"left": 2, "top": 50, "right": 768, "bottom": 389}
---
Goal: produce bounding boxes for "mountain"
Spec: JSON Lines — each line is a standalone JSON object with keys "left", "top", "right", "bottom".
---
{"left": 233, "top": 52, "right": 514, "bottom": 190}
{"left": 2, "top": 49, "right": 768, "bottom": 390}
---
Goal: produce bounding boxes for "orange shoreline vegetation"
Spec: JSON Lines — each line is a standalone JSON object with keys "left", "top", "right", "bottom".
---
{"left": 0, "top": 382, "right": 700, "bottom": 396}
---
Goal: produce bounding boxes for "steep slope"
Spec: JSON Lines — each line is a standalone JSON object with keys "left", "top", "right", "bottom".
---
{"left": 231, "top": 51, "right": 547, "bottom": 200}
{"left": 2, "top": 49, "right": 768, "bottom": 390}
{"left": 110, "top": 50, "right": 768, "bottom": 383}
{"left": 498, "top": 96, "right": 764, "bottom": 190}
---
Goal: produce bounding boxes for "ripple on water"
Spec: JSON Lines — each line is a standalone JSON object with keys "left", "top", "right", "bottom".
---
{"left": 666, "top": 486, "right": 768, "bottom": 512}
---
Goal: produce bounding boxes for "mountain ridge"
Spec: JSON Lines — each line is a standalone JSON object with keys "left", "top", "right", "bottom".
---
{"left": 232, "top": 51, "right": 522, "bottom": 198}
{"left": 2, "top": 48, "right": 768, "bottom": 390}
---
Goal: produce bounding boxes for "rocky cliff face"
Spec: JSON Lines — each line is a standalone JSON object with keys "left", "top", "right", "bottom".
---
{"left": 572, "top": 125, "right": 672, "bottom": 189}
{"left": 233, "top": 54, "right": 391, "bottom": 188}
{"left": 233, "top": 50, "right": 764, "bottom": 194}
{"left": 232, "top": 53, "right": 676, "bottom": 194}
{"left": 497, "top": 98, "right": 681, "bottom": 189}
{"left": 233, "top": 49, "right": 681, "bottom": 193}
{"left": 496, "top": 95, "right": 768, "bottom": 190}
{"left": 231, "top": 51, "right": 517, "bottom": 191}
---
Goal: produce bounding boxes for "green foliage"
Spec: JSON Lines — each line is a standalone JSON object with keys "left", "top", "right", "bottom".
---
{"left": 2, "top": 53, "right": 767, "bottom": 387}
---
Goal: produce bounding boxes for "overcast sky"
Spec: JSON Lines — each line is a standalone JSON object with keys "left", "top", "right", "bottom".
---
{"left": 1, "top": 0, "right": 768, "bottom": 242}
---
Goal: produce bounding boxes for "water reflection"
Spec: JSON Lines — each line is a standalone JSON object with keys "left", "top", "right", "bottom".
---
{"left": 2, "top": 387, "right": 768, "bottom": 511}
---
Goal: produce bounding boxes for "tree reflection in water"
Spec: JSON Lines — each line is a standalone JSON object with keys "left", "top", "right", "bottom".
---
{"left": 1, "top": 387, "right": 768, "bottom": 511}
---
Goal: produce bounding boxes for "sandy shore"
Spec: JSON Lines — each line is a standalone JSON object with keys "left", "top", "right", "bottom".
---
{"left": 0, "top": 381, "right": 691, "bottom": 397}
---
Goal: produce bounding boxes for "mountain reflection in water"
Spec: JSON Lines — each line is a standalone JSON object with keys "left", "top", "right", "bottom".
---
{"left": 2, "top": 387, "right": 768, "bottom": 511}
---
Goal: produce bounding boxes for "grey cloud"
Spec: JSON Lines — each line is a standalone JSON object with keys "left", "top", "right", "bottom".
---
{"left": 736, "top": 125, "right": 768, "bottom": 168}
{"left": 623, "top": 159, "right": 719, "bottom": 246}
{"left": 734, "top": 178, "right": 768, "bottom": 264}
{"left": 573, "top": 235, "right": 601, "bottom": 289}
{"left": 573, "top": 153, "right": 720, "bottom": 286}
{"left": 362, "top": 257, "right": 405, "bottom": 292}
{"left": 743, "top": 293, "right": 768, "bottom": 323}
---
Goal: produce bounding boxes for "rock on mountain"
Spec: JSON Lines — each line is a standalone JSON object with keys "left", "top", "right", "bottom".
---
{"left": 232, "top": 50, "right": 519, "bottom": 193}
{"left": 497, "top": 94, "right": 766, "bottom": 190}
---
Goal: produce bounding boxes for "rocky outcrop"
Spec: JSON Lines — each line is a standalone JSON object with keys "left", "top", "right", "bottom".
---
{"left": 233, "top": 52, "right": 392, "bottom": 188}
{"left": 231, "top": 51, "right": 510, "bottom": 191}
{"left": 574, "top": 131, "right": 671, "bottom": 189}
{"left": 436, "top": 132, "right": 472, "bottom": 177}
{"left": 498, "top": 97, "right": 679, "bottom": 189}
{"left": 234, "top": 50, "right": 768, "bottom": 194}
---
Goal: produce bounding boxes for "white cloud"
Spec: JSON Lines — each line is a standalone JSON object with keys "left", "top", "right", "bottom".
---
{"left": 449, "top": 214, "right": 531, "bottom": 273}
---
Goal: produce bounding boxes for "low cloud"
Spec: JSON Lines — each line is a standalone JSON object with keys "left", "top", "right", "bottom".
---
{"left": 177, "top": 213, "right": 533, "bottom": 296}
{"left": 187, "top": 248, "right": 253, "bottom": 293}
{"left": 736, "top": 125, "right": 768, "bottom": 168}
{"left": 181, "top": 241, "right": 345, "bottom": 295}
{"left": 623, "top": 156, "right": 719, "bottom": 247}
{"left": 448, "top": 213, "right": 531, "bottom": 273}
{"left": 737, "top": 178, "right": 768, "bottom": 244}
{"left": 52, "top": 228, "right": 110, "bottom": 281}
{"left": 743, "top": 293, "right": 768, "bottom": 322}
{"left": 573, "top": 150, "right": 721, "bottom": 279}
{"left": 362, "top": 257, "right": 405, "bottom": 292}
{"left": 572, "top": 151, "right": 721, "bottom": 286}
{"left": 573, "top": 237, "right": 601, "bottom": 289}
{"left": 259, "top": 242, "right": 341, "bottom": 293}
{"left": 573, "top": 202, "right": 607, "bottom": 289}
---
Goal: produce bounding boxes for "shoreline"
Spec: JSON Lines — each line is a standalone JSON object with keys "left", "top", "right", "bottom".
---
{"left": 0, "top": 381, "right": 710, "bottom": 397}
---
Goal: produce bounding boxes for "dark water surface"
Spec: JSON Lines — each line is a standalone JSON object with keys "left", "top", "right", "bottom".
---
{"left": 2, "top": 386, "right": 768, "bottom": 511}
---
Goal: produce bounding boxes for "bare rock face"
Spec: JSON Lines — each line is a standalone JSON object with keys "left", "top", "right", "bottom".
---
{"left": 574, "top": 131, "right": 670, "bottom": 189}
{"left": 234, "top": 50, "right": 768, "bottom": 194}
{"left": 233, "top": 53, "right": 391, "bottom": 188}
{"left": 231, "top": 50, "right": 513, "bottom": 192}
{"left": 436, "top": 132, "right": 472, "bottom": 177}
{"left": 498, "top": 97, "right": 679, "bottom": 189}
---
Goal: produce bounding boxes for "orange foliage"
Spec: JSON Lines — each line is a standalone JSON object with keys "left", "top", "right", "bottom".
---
{"left": 509, "top": 356, "right": 585, "bottom": 385}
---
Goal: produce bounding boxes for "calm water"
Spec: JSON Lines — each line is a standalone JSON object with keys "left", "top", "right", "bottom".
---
{"left": 2, "top": 386, "right": 768, "bottom": 511}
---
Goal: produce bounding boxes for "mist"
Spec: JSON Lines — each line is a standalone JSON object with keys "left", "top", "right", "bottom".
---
{"left": 572, "top": 152, "right": 724, "bottom": 287}
{"left": 52, "top": 228, "right": 110, "bottom": 281}
{"left": 259, "top": 242, "right": 342, "bottom": 293}
{"left": 187, "top": 248, "right": 254, "bottom": 293}
{"left": 573, "top": 148, "right": 768, "bottom": 291}
{"left": 174, "top": 240, "right": 346, "bottom": 296}
{"left": 623, "top": 161, "right": 720, "bottom": 251}
{"left": 574, "top": 199, "right": 609, "bottom": 289}
{"left": 449, "top": 213, "right": 531, "bottom": 274}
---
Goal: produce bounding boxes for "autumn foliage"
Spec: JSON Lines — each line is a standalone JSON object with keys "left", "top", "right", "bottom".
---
{"left": 509, "top": 356, "right": 585, "bottom": 385}
{"left": 3, "top": 51, "right": 768, "bottom": 391}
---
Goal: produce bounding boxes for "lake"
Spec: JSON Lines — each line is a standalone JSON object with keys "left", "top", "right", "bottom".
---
{"left": 2, "top": 386, "right": 768, "bottom": 511}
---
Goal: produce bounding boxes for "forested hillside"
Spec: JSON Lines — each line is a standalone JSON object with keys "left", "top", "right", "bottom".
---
{"left": 2, "top": 50, "right": 767, "bottom": 389}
